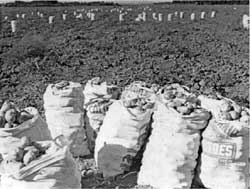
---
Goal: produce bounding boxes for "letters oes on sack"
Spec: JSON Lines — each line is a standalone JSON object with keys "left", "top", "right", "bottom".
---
{"left": 203, "top": 139, "right": 236, "bottom": 160}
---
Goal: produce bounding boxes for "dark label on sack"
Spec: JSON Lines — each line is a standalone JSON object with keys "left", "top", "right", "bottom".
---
{"left": 202, "top": 138, "right": 236, "bottom": 160}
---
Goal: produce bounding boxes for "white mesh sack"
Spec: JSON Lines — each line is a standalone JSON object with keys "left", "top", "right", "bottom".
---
{"left": 198, "top": 95, "right": 250, "bottom": 189}
{"left": 44, "top": 81, "right": 90, "bottom": 157}
{"left": 94, "top": 81, "right": 156, "bottom": 178}
{"left": 138, "top": 84, "right": 211, "bottom": 189}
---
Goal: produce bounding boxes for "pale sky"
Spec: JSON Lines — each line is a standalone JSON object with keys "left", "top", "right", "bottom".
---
{"left": 0, "top": 0, "right": 173, "bottom": 3}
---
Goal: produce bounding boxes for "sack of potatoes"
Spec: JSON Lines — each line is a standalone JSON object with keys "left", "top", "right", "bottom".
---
{"left": 44, "top": 81, "right": 84, "bottom": 113}
{"left": 158, "top": 84, "right": 211, "bottom": 132}
{"left": 159, "top": 84, "right": 200, "bottom": 114}
{"left": 83, "top": 77, "right": 120, "bottom": 110}
{"left": 0, "top": 100, "right": 38, "bottom": 129}
{"left": 121, "top": 81, "right": 158, "bottom": 111}
{"left": 83, "top": 77, "right": 120, "bottom": 130}
{"left": 198, "top": 94, "right": 249, "bottom": 136}
{"left": 94, "top": 81, "right": 157, "bottom": 178}
{"left": 0, "top": 100, "right": 51, "bottom": 141}
{"left": 48, "top": 80, "right": 83, "bottom": 98}
{"left": 83, "top": 77, "right": 121, "bottom": 152}
{"left": 0, "top": 136, "right": 46, "bottom": 177}
{"left": 137, "top": 84, "right": 211, "bottom": 189}
{"left": 197, "top": 94, "right": 249, "bottom": 189}
{"left": 217, "top": 98, "right": 249, "bottom": 122}
{"left": 0, "top": 136, "right": 81, "bottom": 189}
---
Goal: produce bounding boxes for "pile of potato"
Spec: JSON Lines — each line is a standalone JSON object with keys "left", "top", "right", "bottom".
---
{"left": 84, "top": 78, "right": 120, "bottom": 114}
{"left": 1, "top": 136, "right": 46, "bottom": 176}
{"left": 86, "top": 99, "right": 114, "bottom": 114}
{"left": 218, "top": 99, "right": 249, "bottom": 122}
{"left": 0, "top": 101, "right": 34, "bottom": 129}
{"left": 52, "top": 80, "right": 70, "bottom": 90}
{"left": 160, "top": 84, "right": 201, "bottom": 115}
{"left": 87, "top": 77, "right": 120, "bottom": 99}
{"left": 121, "top": 81, "right": 157, "bottom": 110}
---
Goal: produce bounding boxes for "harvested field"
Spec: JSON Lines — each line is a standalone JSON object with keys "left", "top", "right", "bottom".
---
{"left": 0, "top": 4, "right": 249, "bottom": 188}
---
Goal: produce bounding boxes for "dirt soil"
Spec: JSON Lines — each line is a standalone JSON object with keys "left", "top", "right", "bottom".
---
{"left": 0, "top": 4, "right": 249, "bottom": 188}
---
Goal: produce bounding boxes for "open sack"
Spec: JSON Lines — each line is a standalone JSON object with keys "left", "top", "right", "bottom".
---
{"left": 198, "top": 95, "right": 250, "bottom": 189}
{"left": 138, "top": 84, "right": 211, "bottom": 189}
{"left": 44, "top": 81, "right": 90, "bottom": 157}
{"left": 94, "top": 81, "right": 157, "bottom": 178}
{"left": 0, "top": 101, "right": 51, "bottom": 144}
{"left": 0, "top": 135, "right": 81, "bottom": 189}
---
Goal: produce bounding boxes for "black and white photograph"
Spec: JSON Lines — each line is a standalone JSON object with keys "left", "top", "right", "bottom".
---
{"left": 0, "top": 0, "right": 249, "bottom": 188}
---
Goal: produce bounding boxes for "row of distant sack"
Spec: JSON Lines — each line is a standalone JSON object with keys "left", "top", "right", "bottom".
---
{"left": 5, "top": 11, "right": 250, "bottom": 32}
{"left": 4, "top": 10, "right": 217, "bottom": 22}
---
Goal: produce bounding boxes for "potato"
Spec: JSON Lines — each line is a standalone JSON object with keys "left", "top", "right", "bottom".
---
{"left": 5, "top": 109, "right": 18, "bottom": 123}
{"left": 0, "top": 100, "right": 14, "bottom": 115}
{"left": 151, "top": 84, "right": 160, "bottom": 93}
{"left": 24, "top": 146, "right": 39, "bottom": 154}
{"left": 241, "top": 111, "right": 249, "bottom": 117}
{"left": 0, "top": 115, "right": 5, "bottom": 128}
{"left": 24, "top": 107, "right": 39, "bottom": 116}
{"left": 20, "top": 136, "right": 30, "bottom": 148}
{"left": 233, "top": 104, "right": 242, "bottom": 113}
{"left": 220, "top": 112, "right": 232, "bottom": 121}
{"left": 175, "top": 92, "right": 186, "bottom": 98}
{"left": 17, "top": 110, "right": 33, "bottom": 124}
{"left": 186, "top": 102, "right": 195, "bottom": 110}
{"left": 172, "top": 99, "right": 185, "bottom": 107}
{"left": 4, "top": 148, "right": 24, "bottom": 162}
{"left": 186, "top": 95, "right": 200, "bottom": 105}
{"left": 240, "top": 115, "right": 249, "bottom": 123}
{"left": 4, "top": 122, "right": 13, "bottom": 128}
{"left": 23, "top": 150, "right": 37, "bottom": 165}
{"left": 163, "top": 91, "right": 176, "bottom": 100}
{"left": 229, "top": 111, "right": 240, "bottom": 120}
{"left": 220, "top": 100, "right": 232, "bottom": 112}
{"left": 165, "top": 85, "right": 174, "bottom": 90}
{"left": 177, "top": 106, "right": 192, "bottom": 115}
{"left": 54, "top": 80, "right": 69, "bottom": 89}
